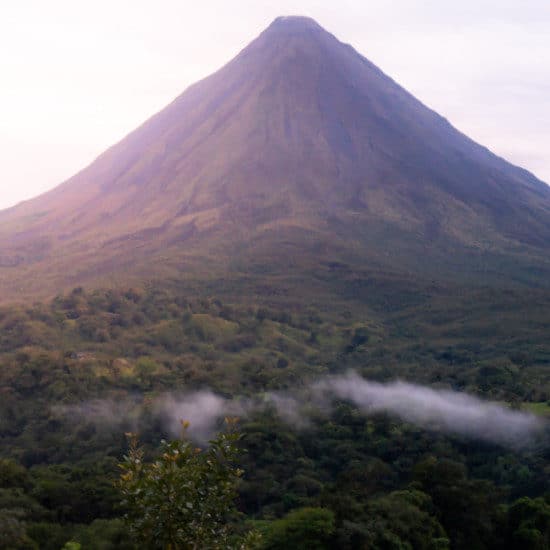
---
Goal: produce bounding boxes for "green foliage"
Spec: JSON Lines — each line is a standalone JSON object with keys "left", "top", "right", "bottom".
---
{"left": 362, "top": 490, "right": 449, "bottom": 550}
{"left": 0, "top": 284, "right": 548, "bottom": 549}
{"left": 0, "top": 508, "right": 38, "bottom": 549}
{"left": 0, "top": 459, "right": 30, "bottom": 489}
{"left": 118, "top": 420, "right": 243, "bottom": 549}
{"left": 413, "top": 457, "right": 503, "bottom": 549}
{"left": 260, "top": 507, "right": 335, "bottom": 550}
{"left": 506, "top": 496, "right": 550, "bottom": 550}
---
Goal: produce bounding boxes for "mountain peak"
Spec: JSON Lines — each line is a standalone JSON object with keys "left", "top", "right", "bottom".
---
{"left": 266, "top": 15, "right": 324, "bottom": 34}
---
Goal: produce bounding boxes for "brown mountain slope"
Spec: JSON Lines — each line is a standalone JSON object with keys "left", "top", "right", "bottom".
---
{"left": 1, "top": 16, "right": 550, "bottom": 302}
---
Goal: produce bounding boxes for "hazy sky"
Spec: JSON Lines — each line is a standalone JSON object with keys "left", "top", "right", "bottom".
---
{"left": 1, "top": 0, "right": 549, "bottom": 210}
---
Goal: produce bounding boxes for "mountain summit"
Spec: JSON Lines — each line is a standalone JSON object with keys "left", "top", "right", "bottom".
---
{"left": 1, "top": 16, "right": 550, "bottom": 301}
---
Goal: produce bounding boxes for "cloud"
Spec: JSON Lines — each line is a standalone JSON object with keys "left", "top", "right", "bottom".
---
{"left": 314, "top": 372, "right": 543, "bottom": 447}
{"left": 156, "top": 391, "right": 243, "bottom": 442}
{"left": 54, "top": 372, "right": 545, "bottom": 448}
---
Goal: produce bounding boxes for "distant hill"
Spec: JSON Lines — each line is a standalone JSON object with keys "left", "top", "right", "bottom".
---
{"left": 1, "top": 15, "right": 550, "bottom": 303}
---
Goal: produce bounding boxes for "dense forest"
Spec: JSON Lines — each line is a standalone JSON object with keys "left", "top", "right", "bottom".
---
{"left": 0, "top": 283, "right": 548, "bottom": 548}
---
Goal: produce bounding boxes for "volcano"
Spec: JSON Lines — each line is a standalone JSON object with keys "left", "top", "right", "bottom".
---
{"left": 1, "top": 16, "right": 550, "bottom": 302}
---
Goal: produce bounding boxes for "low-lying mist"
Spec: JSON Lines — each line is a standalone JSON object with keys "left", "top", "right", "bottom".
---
{"left": 55, "top": 372, "right": 545, "bottom": 449}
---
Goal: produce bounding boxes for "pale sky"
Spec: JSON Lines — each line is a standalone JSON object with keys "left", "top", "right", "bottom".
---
{"left": 1, "top": 0, "right": 549, "bottom": 211}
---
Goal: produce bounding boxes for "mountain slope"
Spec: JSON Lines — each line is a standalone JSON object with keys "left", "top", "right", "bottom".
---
{"left": 1, "top": 16, "right": 550, "bottom": 302}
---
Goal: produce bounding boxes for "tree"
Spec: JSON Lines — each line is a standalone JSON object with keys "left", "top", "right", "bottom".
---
{"left": 118, "top": 419, "right": 243, "bottom": 549}
{"left": 362, "top": 490, "right": 449, "bottom": 550}
{"left": 0, "top": 508, "right": 37, "bottom": 550}
{"left": 506, "top": 496, "right": 550, "bottom": 550}
{"left": 413, "top": 457, "right": 501, "bottom": 549}
{"left": 261, "top": 507, "right": 335, "bottom": 550}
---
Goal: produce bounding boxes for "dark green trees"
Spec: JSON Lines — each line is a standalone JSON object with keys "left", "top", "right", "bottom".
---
{"left": 260, "top": 507, "right": 335, "bottom": 550}
{"left": 506, "top": 496, "right": 550, "bottom": 550}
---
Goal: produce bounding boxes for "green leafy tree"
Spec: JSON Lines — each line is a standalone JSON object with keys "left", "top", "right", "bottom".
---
{"left": 362, "top": 489, "right": 450, "bottom": 550}
{"left": 0, "top": 508, "right": 37, "bottom": 549}
{"left": 118, "top": 419, "right": 243, "bottom": 549}
{"left": 260, "top": 507, "right": 335, "bottom": 550}
{"left": 506, "top": 496, "right": 550, "bottom": 550}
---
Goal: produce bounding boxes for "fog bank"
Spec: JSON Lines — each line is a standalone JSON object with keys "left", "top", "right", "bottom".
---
{"left": 55, "top": 372, "right": 545, "bottom": 448}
